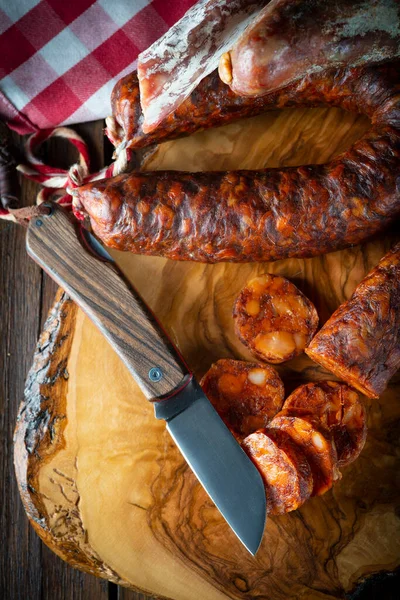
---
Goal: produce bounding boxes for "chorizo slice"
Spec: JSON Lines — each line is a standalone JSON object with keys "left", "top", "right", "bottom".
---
{"left": 233, "top": 274, "right": 318, "bottom": 364}
{"left": 306, "top": 243, "right": 400, "bottom": 399}
{"left": 76, "top": 63, "right": 400, "bottom": 264}
{"left": 282, "top": 382, "right": 367, "bottom": 467}
{"left": 267, "top": 414, "right": 340, "bottom": 496}
{"left": 242, "top": 428, "right": 312, "bottom": 515}
{"left": 200, "top": 358, "right": 284, "bottom": 440}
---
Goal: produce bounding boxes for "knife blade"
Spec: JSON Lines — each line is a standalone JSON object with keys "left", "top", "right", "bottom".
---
{"left": 26, "top": 204, "right": 266, "bottom": 554}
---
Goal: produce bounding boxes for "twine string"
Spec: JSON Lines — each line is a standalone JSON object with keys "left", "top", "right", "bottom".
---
{"left": 0, "top": 125, "right": 130, "bottom": 225}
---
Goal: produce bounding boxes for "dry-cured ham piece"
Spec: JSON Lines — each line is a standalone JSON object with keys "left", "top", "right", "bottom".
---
{"left": 200, "top": 358, "right": 284, "bottom": 440}
{"left": 242, "top": 428, "right": 313, "bottom": 515}
{"left": 267, "top": 414, "right": 340, "bottom": 496}
{"left": 233, "top": 274, "right": 318, "bottom": 364}
{"left": 76, "top": 62, "right": 400, "bottom": 264}
{"left": 137, "top": 0, "right": 269, "bottom": 133}
{"left": 282, "top": 382, "right": 367, "bottom": 467}
{"left": 221, "top": 0, "right": 400, "bottom": 96}
{"left": 306, "top": 244, "right": 400, "bottom": 399}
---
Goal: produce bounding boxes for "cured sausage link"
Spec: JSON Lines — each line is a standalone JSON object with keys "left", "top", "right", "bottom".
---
{"left": 108, "top": 67, "right": 327, "bottom": 152}
{"left": 77, "top": 63, "right": 400, "bottom": 264}
{"left": 306, "top": 243, "right": 400, "bottom": 399}
{"left": 108, "top": 57, "right": 396, "bottom": 152}
{"left": 111, "top": 0, "right": 400, "bottom": 153}
{"left": 223, "top": 0, "right": 400, "bottom": 97}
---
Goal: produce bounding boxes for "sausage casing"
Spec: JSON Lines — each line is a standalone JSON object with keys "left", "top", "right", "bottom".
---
{"left": 136, "top": 0, "right": 268, "bottom": 133}
{"left": 306, "top": 243, "right": 400, "bottom": 399}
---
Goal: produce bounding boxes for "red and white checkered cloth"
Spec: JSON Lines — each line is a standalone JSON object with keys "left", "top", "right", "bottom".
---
{"left": 0, "top": 0, "right": 197, "bottom": 134}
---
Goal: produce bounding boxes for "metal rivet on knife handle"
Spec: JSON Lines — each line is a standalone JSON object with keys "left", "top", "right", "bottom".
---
{"left": 149, "top": 367, "right": 163, "bottom": 382}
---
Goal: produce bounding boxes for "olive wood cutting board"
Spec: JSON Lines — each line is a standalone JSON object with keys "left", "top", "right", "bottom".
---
{"left": 14, "top": 105, "right": 400, "bottom": 600}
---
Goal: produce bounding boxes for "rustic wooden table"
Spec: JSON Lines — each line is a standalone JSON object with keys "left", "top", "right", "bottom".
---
{"left": 0, "top": 121, "right": 153, "bottom": 600}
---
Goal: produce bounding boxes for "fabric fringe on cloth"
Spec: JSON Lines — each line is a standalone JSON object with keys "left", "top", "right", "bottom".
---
{"left": 0, "top": 126, "right": 130, "bottom": 227}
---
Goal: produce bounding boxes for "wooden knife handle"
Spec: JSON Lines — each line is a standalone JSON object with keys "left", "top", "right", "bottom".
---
{"left": 26, "top": 204, "right": 191, "bottom": 400}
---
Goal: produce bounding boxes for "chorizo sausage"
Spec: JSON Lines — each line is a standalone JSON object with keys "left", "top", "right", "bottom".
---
{"left": 233, "top": 274, "right": 318, "bottom": 363}
{"left": 221, "top": 0, "right": 400, "bottom": 97}
{"left": 306, "top": 243, "right": 400, "bottom": 399}
{"left": 267, "top": 414, "right": 340, "bottom": 496}
{"left": 76, "top": 62, "right": 400, "bottom": 264}
{"left": 107, "top": 67, "right": 325, "bottom": 153}
{"left": 282, "top": 382, "right": 367, "bottom": 467}
{"left": 111, "top": 0, "right": 400, "bottom": 150}
{"left": 136, "top": 0, "right": 268, "bottom": 133}
{"left": 242, "top": 428, "right": 313, "bottom": 514}
{"left": 200, "top": 358, "right": 284, "bottom": 440}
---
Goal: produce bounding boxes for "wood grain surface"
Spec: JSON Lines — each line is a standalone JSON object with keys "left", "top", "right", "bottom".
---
{"left": 7, "top": 105, "right": 400, "bottom": 599}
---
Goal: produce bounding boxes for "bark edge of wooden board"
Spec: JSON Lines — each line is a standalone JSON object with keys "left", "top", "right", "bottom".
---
{"left": 13, "top": 290, "right": 141, "bottom": 592}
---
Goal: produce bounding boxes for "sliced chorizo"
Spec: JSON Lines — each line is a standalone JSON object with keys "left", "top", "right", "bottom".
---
{"left": 282, "top": 382, "right": 367, "bottom": 467}
{"left": 76, "top": 62, "right": 400, "bottom": 264}
{"left": 200, "top": 359, "right": 284, "bottom": 440}
{"left": 267, "top": 414, "right": 340, "bottom": 496}
{"left": 306, "top": 243, "right": 400, "bottom": 399}
{"left": 233, "top": 274, "right": 318, "bottom": 364}
{"left": 242, "top": 428, "right": 313, "bottom": 515}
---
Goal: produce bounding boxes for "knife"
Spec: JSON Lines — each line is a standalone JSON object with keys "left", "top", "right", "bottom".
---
{"left": 26, "top": 203, "right": 266, "bottom": 555}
